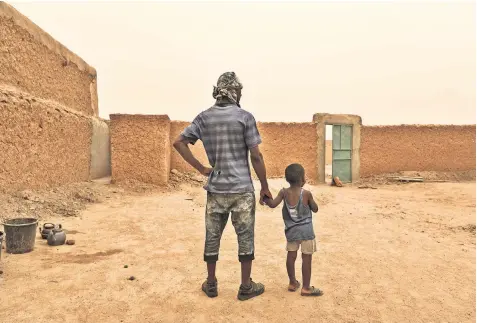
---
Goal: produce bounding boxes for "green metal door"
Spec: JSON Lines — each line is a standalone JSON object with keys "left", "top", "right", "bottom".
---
{"left": 332, "top": 125, "right": 352, "bottom": 183}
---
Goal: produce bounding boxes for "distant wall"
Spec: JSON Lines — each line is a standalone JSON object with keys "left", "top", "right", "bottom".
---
{"left": 258, "top": 122, "right": 318, "bottom": 182}
{"left": 0, "top": 87, "right": 91, "bottom": 191}
{"left": 169, "top": 121, "right": 210, "bottom": 173}
{"left": 0, "top": 3, "right": 98, "bottom": 116}
{"left": 168, "top": 121, "right": 318, "bottom": 182}
{"left": 110, "top": 115, "right": 171, "bottom": 185}
{"left": 113, "top": 117, "right": 477, "bottom": 184}
{"left": 360, "top": 125, "right": 476, "bottom": 177}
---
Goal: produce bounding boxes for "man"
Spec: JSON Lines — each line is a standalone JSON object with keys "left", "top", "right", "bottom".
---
{"left": 173, "top": 72, "right": 272, "bottom": 301}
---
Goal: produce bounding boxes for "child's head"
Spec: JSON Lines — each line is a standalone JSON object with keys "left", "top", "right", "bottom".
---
{"left": 285, "top": 163, "right": 305, "bottom": 187}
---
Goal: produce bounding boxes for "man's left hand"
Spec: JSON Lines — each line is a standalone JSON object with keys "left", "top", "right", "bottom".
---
{"left": 259, "top": 187, "right": 273, "bottom": 205}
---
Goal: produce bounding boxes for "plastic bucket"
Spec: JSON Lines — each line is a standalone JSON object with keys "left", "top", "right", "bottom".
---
{"left": 3, "top": 218, "right": 38, "bottom": 254}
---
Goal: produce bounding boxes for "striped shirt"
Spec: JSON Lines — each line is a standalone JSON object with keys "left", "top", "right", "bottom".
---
{"left": 181, "top": 103, "right": 262, "bottom": 193}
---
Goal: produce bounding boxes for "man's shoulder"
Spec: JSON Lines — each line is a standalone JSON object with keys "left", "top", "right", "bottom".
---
{"left": 236, "top": 107, "right": 256, "bottom": 121}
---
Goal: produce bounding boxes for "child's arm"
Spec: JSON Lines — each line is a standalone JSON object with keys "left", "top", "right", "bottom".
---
{"left": 264, "top": 189, "right": 284, "bottom": 208}
{"left": 306, "top": 191, "right": 319, "bottom": 213}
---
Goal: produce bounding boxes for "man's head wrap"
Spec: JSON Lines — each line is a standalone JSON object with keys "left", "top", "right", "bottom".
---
{"left": 212, "top": 72, "right": 243, "bottom": 104}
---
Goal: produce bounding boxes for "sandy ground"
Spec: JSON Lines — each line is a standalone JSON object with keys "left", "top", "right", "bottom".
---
{"left": 0, "top": 179, "right": 475, "bottom": 323}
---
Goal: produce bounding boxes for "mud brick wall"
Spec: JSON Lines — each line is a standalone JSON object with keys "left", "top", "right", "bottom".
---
{"left": 0, "top": 2, "right": 98, "bottom": 116}
{"left": 110, "top": 115, "right": 171, "bottom": 185}
{"left": 360, "top": 125, "right": 476, "bottom": 177}
{"left": 169, "top": 121, "right": 318, "bottom": 182}
{"left": 258, "top": 123, "right": 318, "bottom": 182}
{"left": 0, "top": 87, "right": 91, "bottom": 192}
{"left": 169, "top": 121, "right": 210, "bottom": 173}
{"left": 0, "top": 3, "right": 104, "bottom": 192}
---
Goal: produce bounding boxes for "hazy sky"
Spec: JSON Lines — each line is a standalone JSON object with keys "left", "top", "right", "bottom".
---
{"left": 12, "top": 1, "right": 476, "bottom": 125}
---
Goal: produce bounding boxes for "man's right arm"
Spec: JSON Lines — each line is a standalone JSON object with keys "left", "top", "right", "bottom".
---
{"left": 250, "top": 146, "right": 272, "bottom": 204}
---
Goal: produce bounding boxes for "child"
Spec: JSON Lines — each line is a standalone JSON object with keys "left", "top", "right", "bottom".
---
{"left": 264, "top": 163, "right": 323, "bottom": 296}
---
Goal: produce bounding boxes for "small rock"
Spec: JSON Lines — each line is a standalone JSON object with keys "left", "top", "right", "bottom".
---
{"left": 0, "top": 270, "right": 3, "bottom": 275}
{"left": 171, "top": 169, "right": 180, "bottom": 175}
{"left": 128, "top": 276, "right": 136, "bottom": 281}
{"left": 66, "top": 240, "right": 75, "bottom": 245}
{"left": 192, "top": 176, "right": 203, "bottom": 182}
{"left": 124, "top": 265, "right": 128, "bottom": 268}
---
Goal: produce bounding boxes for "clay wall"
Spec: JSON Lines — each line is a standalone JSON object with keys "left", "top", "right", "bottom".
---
{"left": 0, "top": 3, "right": 98, "bottom": 116}
{"left": 360, "top": 125, "right": 476, "bottom": 177}
{"left": 257, "top": 122, "right": 318, "bottom": 182}
{"left": 169, "top": 121, "right": 210, "bottom": 173}
{"left": 0, "top": 87, "right": 91, "bottom": 192}
{"left": 0, "top": 3, "right": 104, "bottom": 192}
{"left": 169, "top": 121, "right": 318, "bottom": 182}
{"left": 110, "top": 115, "right": 171, "bottom": 185}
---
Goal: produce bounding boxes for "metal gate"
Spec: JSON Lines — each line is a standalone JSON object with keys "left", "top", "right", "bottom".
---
{"left": 332, "top": 125, "right": 352, "bottom": 183}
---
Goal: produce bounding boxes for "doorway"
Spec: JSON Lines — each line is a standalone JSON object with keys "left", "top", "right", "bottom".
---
{"left": 331, "top": 124, "right": 353, "bottom": 183}
{"left": 313, "top": 113, "right": 361, "bottom": 184}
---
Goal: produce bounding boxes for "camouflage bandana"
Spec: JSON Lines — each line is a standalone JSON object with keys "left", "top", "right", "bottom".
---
{"left": 212, "top": 72, "right": 243, "bottom": 105}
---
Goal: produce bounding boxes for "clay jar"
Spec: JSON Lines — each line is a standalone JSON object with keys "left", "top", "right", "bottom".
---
{"left": 47, "top": 225, "right": 66, "bottom": 246}
{"left": 39, "top": 223, "right": 55, "bottom": 239}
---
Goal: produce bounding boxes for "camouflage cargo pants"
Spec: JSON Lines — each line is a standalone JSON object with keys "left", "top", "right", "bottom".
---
{"left": 204, "top": 192, "right": 255, "bottom": 263}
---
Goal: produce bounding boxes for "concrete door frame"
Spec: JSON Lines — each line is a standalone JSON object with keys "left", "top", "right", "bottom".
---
{"left": 313, "top": 113, "right": 362, "bottom": 184}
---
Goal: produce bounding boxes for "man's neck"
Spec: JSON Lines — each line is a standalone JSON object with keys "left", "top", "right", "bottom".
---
{"left": 215, "top": 99, "right": 240, "bottom": 108}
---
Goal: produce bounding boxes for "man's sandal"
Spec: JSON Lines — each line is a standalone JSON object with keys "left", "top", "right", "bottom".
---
{"left": 202, "top": 279, "right": 218, "bottom": 298}
{"left": 237, "top": 278, "right": 265, "bottom": 301}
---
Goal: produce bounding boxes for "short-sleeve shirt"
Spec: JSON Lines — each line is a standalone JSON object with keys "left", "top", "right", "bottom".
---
{"left": 181, "top": 103, "right": 261, "bottom": 194}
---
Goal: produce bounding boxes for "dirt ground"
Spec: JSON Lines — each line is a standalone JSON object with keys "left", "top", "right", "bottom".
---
{"left": 0, "top": 179, "right": 475, "bottom": 323}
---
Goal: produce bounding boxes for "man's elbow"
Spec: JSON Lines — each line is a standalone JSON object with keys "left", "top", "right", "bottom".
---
{"left": 173, "top": 139, "right": 184, "bottom": 152}
{"left": 250, "top": 151, "right": 263, "bottom": 163}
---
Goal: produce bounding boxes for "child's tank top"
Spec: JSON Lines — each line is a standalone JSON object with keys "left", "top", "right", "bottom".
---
{"left": 282, "top": 188, "right": 316, "bottom": 242}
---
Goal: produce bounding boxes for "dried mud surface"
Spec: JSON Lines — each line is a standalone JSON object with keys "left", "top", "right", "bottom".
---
{"left": 0, "top": 179, "right": 475, "bottom": 323}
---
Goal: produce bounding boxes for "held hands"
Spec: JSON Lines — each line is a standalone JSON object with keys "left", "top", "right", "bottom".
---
{"left": 259, "top": 187, "right": 273, "bottom": 206}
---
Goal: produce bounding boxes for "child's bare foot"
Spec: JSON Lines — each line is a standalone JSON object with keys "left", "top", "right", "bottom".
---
{"left": 288, "top": 280, "right": 300, "bottom": 292}
{"left": 301, "top": 286, "right": 324, "bottom": 296}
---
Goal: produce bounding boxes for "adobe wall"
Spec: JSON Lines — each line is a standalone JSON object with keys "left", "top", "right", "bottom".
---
{"left": 169, "top": 121, "right": 210, "bottom": 173}
{"left": 168, "top": 121, "right": 318, "bottom": 182}
{"left": 360, "top": 125, "right": 476, "bottom": 177}
{"left": 110, "top": 115, "right": 171, "bottom": 185}
{"left": 257, "top": 122, "right": 318, "bottom": 182}
{"left": 0, "top": 3, "right": 106, "bottom": 192}
{"left": 0, "top": 86, "right": 91, "bottom": 192}
{"left": 0, "top": 2, "right": 98, "bottom": 116}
